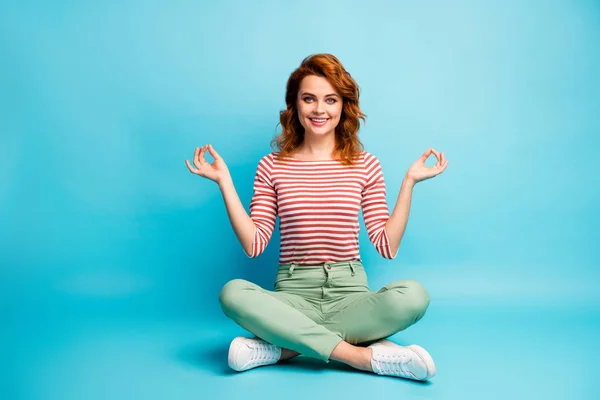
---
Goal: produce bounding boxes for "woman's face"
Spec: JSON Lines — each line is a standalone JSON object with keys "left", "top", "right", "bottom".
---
{"left": 296, "top": 75, "right": 343, "bottom": 138}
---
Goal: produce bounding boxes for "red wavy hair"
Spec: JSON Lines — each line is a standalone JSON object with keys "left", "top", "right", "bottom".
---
{"left": 270, "top": 54, "right": 366, "bottom": 165}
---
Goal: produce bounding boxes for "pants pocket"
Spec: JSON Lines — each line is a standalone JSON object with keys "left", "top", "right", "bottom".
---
{"left": 330, "top": 268, "right": 370, "bottom": 291}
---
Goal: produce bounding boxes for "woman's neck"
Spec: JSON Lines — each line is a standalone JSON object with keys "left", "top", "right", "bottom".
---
{"left": 294, "top": 132, "right": 337, "bottom": 160}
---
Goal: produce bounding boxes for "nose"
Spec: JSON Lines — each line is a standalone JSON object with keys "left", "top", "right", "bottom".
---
{"left": 313, "top": 101, "right": 326, "bottom": 115}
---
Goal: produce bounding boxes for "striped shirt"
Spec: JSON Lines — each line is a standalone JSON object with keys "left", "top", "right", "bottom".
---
{"left": 248, "top": 151, "right": 397, "bottom": 265}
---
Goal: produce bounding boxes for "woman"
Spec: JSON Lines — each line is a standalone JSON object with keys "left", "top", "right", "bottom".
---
{"left": 185, "top": 54, "right": 448, "bottom": 381}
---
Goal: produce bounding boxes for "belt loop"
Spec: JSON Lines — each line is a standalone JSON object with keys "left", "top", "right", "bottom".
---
{"left": 349, "top": 262, "right": 356, "bottom": 276}
{"left": 288, "top": 264, "right": 295, "bottom": 276}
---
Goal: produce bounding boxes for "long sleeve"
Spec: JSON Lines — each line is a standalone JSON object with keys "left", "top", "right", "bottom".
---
{"left": 247, "top": 156, "right": 277, "bottom": 258}
{"left": 361, "top": 154, "right": 395, "bottom": 259}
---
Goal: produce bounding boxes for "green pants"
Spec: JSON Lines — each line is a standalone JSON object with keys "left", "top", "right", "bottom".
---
{"left": 218, "top": 260, "right": 430, "bottom": 362}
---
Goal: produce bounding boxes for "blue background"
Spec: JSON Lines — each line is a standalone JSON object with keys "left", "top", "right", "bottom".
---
{"left": 2, "top": 0, "right": 599, "bottom": 399}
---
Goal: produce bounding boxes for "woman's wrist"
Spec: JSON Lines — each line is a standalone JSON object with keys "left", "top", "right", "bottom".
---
{"left": 403, "top": 174, "right": 416, "bottom": 188}
{"left": 218, "top": 175, "right": 233, "bottom": 190}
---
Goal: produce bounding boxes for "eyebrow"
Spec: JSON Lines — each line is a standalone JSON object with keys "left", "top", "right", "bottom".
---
{"left": 300, "top": 92, "right": 340, "bottom": 98}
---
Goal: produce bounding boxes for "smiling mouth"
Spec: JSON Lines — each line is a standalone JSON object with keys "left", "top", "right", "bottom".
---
{"left": 309, "top": 118, "right": 329, "bottom": 123}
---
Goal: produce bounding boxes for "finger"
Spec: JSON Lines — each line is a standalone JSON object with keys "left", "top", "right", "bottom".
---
{"left": 438, "top": 159, "right": 448, "bottom": 173}
{"left": 193, "top": 146, "right": 200, "bottom": 164}
{"left": 193, "top": 147, "right": 203, "bottom": 169}
{"left": 430, "top": 148, "right": 441, "bottom": 165}
{"left": 200, "top": 145, "right": 209, "bottom": 164}
{"left": 419, "top": 148, "right": 433, "bottom": 162}
{"left": 207, "top": 144, "right": 221, "bottom": 160}
{"left": 185, "top": 159, "right": 198, "bottom": 174}
{"left": 197, "top": 145, "right": 208, "bottom": 166}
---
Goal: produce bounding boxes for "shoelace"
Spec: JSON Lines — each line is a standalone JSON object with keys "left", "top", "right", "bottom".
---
{"left": 248, "top": 341, "right": 280, "bottom": 365}
{"left": 374, "top": 351, "right": 414, "bottom": 377}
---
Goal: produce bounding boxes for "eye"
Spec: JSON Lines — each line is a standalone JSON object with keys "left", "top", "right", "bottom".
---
{"left": 326, "top": 98, "right": 337, "bottom": 104}
{"left": 303, "top": 96, "right": 314, "bottom": 103}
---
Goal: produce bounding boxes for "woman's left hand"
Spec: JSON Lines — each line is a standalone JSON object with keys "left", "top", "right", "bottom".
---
{"left": 405, "top": 148, "right": 448, "bottom": 185}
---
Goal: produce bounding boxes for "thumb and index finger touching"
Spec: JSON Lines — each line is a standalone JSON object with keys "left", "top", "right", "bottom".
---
{"left": 185, "top": 144, "right": 221, "bottom": 173}
{"left": 206, "top": 144, "right": 221, "bottom": 160}
{"left": 419, "top": 148, "right": 441, "bottom": 162}
{"left": 196, "top": 144, "right": 221, "bottom": 163}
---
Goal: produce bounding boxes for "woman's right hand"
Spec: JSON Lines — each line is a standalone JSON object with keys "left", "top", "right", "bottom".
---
{"left": 185, "top": 144, "right": 231, "bottom": 185}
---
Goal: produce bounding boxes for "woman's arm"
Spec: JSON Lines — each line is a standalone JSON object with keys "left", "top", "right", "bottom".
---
{"left": 361, "top": 154, "right": 396, "bottom": 259}
{"left": 185, "top": 144, "right": 255, "bottom": 257}
{"left": 385, "top": 176, "right": 415, "bottom": 258}
{"left": 186, "top": 146, "right": 277, "bottom": 258}
{"left": 386, "top": 148, "right": 448, "bottom": 256}
{"left": 218, "top": 177, "right": 256, "bottom": 257}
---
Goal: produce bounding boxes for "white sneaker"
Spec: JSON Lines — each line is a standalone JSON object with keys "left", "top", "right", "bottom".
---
{"left": 227, "top": 337, "right": 282, "bottom": 372}
{"left": 368, "top": 339, "right": 436, "bottom": 381}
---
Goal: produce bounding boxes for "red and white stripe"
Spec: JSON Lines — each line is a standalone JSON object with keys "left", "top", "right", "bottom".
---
{"left": 248, "top": 151, "right": 395, "bottom": 264}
